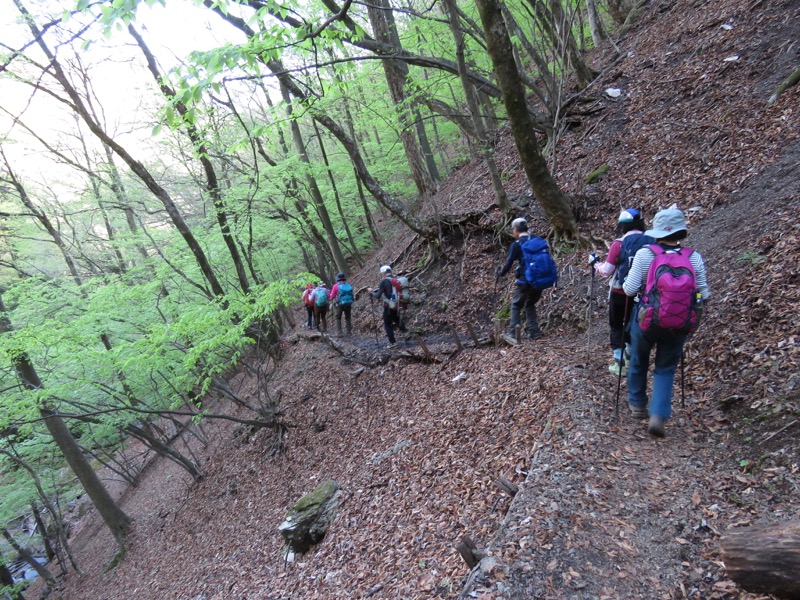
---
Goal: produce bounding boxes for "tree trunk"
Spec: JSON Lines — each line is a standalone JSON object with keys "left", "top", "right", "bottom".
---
{"left": 340, "top": 94, "right": 382, "bottom": 244}
{"left": 442, "top": 0, "right": 509, "bottom": 214}
{"left": 1, "top": 529, "right": 55, "bottom": 589}
{"left": 130, "top": 26, "right": 251, "bottom": 294}
{"left": 720, "top": 520, "right": 800, "bottom": 598}
{"left": 14, "top": 0, "right": 226, "bottom": 298}
{"left": 367, "top": 0, "right": 437, "bottom": 198}
{"left": 203, "top": 5, "right": 433, "bottom": 238}
{"left": 279, "top": 83, "right": 349, "bottom": 274}
{"left": 312, "top": 120, "right": 362, "bottom": 264}
{"left": 379, "top": 0, "right": 440, "bottom": 183}
{"left": 474, "top": 0, "right": 577, "bottom": 237}
{"left": 500, "top": 3, "right": 557, "bottom": 107}
{"left": 545, "top": 0, "right": 599, "bottom": 89}
{"left": 586, "top": 0, "right": 608, "bottom": 47}
{"left": 0, "top": 293, "right": 132, "bottom": 550}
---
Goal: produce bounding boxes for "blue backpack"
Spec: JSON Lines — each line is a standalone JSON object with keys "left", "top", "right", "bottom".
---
{"left": 520, "top": 236, "right": 558, "bottom": 290}
{"left": 337, "top": 282, "right": 354, "bottom": 306}
{"left": 614, "top": 233, "right": 654, "bottom": 285}
{"left": 315, "top": 287, "right": 329, "bottom": 307}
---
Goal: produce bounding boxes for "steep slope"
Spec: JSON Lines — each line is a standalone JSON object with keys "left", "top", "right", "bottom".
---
{"left": 48, "top": 0, "right": 799, "bottom": 598}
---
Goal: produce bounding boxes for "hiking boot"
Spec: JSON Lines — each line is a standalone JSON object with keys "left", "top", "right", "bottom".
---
{"left": 629, "top": 404, "right": 648, "bottom": 419}
{"left": 528, "top": 331, "right": 543, "bottom": 341}
{"left": 608, "top": 361, "right": 627, "bottom": 376}
{"left": 386, "top": 342, "right": 398, "bottom": 349}
{"left": 648, "top": 414, "right": 666, "bottom": 438}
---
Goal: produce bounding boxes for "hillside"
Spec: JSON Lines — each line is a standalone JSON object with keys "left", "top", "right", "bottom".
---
{"left": 45, "top": 0, "right": 800, "bottom": 598}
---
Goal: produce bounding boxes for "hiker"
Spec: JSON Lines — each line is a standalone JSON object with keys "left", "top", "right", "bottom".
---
{"left": 496, "top": 218, "right": 556, "bottom": 341}
{"left": 369, "top": 265, "right": 405, "bottom": 349}
{"left": 395, "top": 270, "right": 412, "bottom": 331}
{"left": 313, "top": 281, "right": 330, "bottom": 332}
{"left": 301, "top": 283, "right": 316, "bottom": 329}
{"left": 329, "top": 272, "right": 354, "bottom": 336}
{"left": 589, "top": 208, "right": 651, "bottom": 375}
{"left": 623, "top": 206, "right": 710, "bottom": 438}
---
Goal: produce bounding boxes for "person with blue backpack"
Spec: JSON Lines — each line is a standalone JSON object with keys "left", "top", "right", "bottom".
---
{"left": 496, "top": 218, "right": 557, "bottom": 341}
{"left": 589, "top": 208, "right": 652, "bottom": 375}
{"left": 313, "top": 281, "right": 330, "bottom": 333}
{"left": 623, "top": 206, "right": 710, "bottom": 437}
{"left": 329, "top": 272, "right": 355, "bottom": 336}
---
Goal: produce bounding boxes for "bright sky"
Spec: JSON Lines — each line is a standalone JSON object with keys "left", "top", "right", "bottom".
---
{"left": 0, "top": 0, "right": 244, "bottom": 190}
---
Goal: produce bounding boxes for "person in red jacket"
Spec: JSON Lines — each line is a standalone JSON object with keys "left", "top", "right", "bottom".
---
{"left": 301, "top": 283, "right": 316, "bottom": 329}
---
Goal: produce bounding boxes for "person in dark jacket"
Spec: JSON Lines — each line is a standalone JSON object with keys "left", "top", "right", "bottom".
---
{"left": 369, "top": 265, "right": 403, "bottom": 348}
{"left": 496, "top": 218, "right": 542, "bottom": 341}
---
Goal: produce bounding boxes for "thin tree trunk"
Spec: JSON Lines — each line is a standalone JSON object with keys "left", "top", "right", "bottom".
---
{"left": 2, "top": 529, "right": 55, "bottom": 589}
{"left": 124, "top": 423, "right": 202, "bottom": 480}
{"left": 0, "top": 447, "right": 81, "bottom": 574}
{"left": 339, "top": 94, "right": 382, "bottom": 244}
{"left": 14, "top": 0, "right": 225, "bottom": 298}
{"left": 443, "top": 0, "right": 509, "bottom": 214}
{"left": 30, "top": 503, "right": 57, "bottom": 564}
{"left": 545, "top": 0, "right": 599, "bottom": 88}
{"left": 475, "top": 0, "right": 577, "bottom": 237}
{"left": 130, "top": 26, "right": 250, "bottom": 294}
{"left": 202, "top": 6, "right": 432, "bottom": 238}
{"left": 0, "top": 293, "right": 132, "bottom": 550}
{"left": 379, "top": 0, "right": 440, "bottom": 183}
{"left": 366, "top": 0, "right": 436, "bottom": 198}
{"left": 500, "top": 4, "right": 557, "bottom": 107}
{"left": 279, "top": 83, "right": 349, "bottom": 274}
{"left": 312, "top": 121, "right": 362, "bottom": 264}
{"left": 586, "top": 0, "right": 608, "bottom": 47}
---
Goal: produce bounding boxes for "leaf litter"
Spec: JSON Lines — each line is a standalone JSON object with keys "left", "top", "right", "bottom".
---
{"left": 44, "top": 0, "right": 800, "bottom": 598}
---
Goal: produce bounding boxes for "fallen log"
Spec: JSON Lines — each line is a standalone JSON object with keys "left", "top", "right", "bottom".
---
{"left": 720, "top": 520, "right": 800, "bottom": 599}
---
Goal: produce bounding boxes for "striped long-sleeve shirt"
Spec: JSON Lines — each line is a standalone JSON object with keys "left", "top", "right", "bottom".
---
{"left": 622, "top": 244, "right": 711, "bottom": 300}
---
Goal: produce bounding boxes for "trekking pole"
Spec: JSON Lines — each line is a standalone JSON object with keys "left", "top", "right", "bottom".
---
{"left": 586, "top": 260, "right": 596, "bottom": 360}
{"left": 614, "top": 295, "right": 631, "bottom": 419}
{"left": 680, "top": 349, "right": 686, "bottom": 408}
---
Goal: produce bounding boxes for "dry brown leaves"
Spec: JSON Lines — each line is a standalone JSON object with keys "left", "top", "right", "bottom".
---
{"left": 49, "top": 0, "right": 800, "bottom": 598}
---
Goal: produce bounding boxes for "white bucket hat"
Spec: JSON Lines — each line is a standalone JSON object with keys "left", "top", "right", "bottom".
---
{"left": 645, "top": 206, "right": 687, "bottom": 239}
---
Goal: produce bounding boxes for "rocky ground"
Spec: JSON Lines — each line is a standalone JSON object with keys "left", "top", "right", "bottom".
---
{"left": 31, "top": 0, "right": 800, "bottom": 598}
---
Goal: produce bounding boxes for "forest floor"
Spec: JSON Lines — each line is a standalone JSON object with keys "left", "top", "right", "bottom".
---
{"left": 38, "top": 0, "right": 800, "bottom": 598}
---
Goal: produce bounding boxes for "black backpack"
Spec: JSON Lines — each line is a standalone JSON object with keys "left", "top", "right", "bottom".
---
{"left": 615, "top": 233, "right": 654, "bottom": 286}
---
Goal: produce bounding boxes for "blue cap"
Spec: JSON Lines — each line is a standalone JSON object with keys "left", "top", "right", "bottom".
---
{"left": 618, "top": 208, "right": 640, "bottom": 222}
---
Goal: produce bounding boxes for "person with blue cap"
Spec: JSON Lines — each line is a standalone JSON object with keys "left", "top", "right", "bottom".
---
{"left": 589, "top": 208, "right": 650, "bottom": 375}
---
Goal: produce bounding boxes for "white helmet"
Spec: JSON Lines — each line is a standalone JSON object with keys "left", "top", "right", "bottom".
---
{"left": 380, "top": 265, "right": 392, "bottom": 275}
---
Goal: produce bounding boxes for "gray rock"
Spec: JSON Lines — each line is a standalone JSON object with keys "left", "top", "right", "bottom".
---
{"left": 279, "top": 480, "right": 339, "bottom": 553}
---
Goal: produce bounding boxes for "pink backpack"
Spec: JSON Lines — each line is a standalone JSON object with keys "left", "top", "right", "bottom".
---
{"left": 637, "top": 245, "right": 701, "bottom": 335}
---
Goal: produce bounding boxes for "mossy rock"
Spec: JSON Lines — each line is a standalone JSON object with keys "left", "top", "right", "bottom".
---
{"left": 585, "top": 164, "right": 610, "bottom": 184}
{"left": 279, "top": 479, "right": 339, "bottom": 553}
